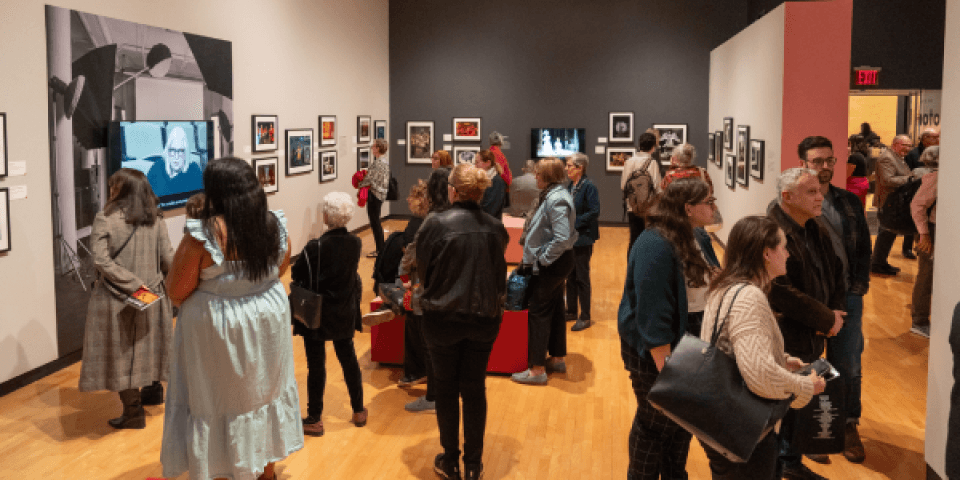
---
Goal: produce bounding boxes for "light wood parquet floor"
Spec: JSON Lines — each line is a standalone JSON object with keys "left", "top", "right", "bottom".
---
{"left": 0, "top": 220, "right": 928, "bottom": 479}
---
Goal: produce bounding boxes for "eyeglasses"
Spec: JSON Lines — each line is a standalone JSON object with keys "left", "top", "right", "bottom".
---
{"left": 808, "top": 157, "right": 837, "bottom": 167}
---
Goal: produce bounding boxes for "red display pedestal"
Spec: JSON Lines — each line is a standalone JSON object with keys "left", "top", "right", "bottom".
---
{"left": 369, "top": 299, "right": 528, "bottom": 374}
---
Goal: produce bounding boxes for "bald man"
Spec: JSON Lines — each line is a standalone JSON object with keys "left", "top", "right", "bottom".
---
{"left": 871, "top": 135, "right": 915, "bottom": 275}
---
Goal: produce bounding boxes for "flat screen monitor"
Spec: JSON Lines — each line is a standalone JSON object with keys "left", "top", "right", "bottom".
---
{"left": 531, "top": 128, "right": 585, "bottom": 159}
{"left": 108, "top": 120, "right": 213, "bottom": 210}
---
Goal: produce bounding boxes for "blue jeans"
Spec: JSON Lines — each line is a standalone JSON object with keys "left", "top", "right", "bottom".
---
{"left": 827, "top": 293, "right": 864, "bottom": 421}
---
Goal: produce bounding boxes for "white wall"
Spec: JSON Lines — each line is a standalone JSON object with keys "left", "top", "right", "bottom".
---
{"left": 0, "top": 0, "right": 389, "bottom": 384}
{"left": 708, "top": 5, "right": 785, "bottom": 243}
{"left": 924, "top": 0, "right": 960, "bottom": 476}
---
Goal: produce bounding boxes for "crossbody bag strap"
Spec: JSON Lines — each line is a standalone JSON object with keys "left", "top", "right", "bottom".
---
{"left": 301, "top": 242, "right": 315, "bottom": 292}
{"left": 113, "top": 225, "right": 138, "bottom": 260}
{"left": 709, "top": 283, "right": 749, "bottom": 346}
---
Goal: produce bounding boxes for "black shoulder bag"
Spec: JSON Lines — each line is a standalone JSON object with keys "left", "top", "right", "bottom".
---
{"left": 647, "top": 284, "right": 794, "bottom": 463}
{"left": 289, "top": 242, "right": 324, "bottom": 329}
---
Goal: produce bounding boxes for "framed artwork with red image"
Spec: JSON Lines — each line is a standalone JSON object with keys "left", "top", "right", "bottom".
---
{"left": 452, "top": 117, "right": 481, "bottom": 141}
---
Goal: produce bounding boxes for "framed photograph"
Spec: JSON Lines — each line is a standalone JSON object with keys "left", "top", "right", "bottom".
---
{"left": 406, "top": 121, "right": 434, "bottom": 164}
{"left": 374, "top": 120, "right": 387, "bottom": 140}
{"left": 750, "top": 139, "right": 765, "bottom": 180}
{"left": 0, "top": 188, "right": 10, "bottom": 252}
{"left": 252, "top": 115, "right": 278, "bottom": 152}
{"left": 707, "top": 133, "right": 716, "bottom": 166}
{"left": 254, "top": 157, "right": 279, "bottom": 194}
{"left": 357, "top": 146, "right": 371, "bottom": 170}
{"left": 724, "top": 153, "right": 736, "bottom": 190}
{"left": 210, "top": 114, "right": 221, "bottom": 160}
{"left": 319, "top": 115, "right": 337, "bottom": 147}
{"left": 285, "top": 128, "right": 314, "bottom": 175}
{"left": 714, "top": 131, "right": 724, "bottom": 167}
{"left": 320, "top": 150, "right": 337, "bottom": 181}
{"left": 606, "top": 146, "right": 636, "bottom": 172}
{"left": 453, "top": 145, "right": 481, "bottom": 165}
{"left": 452, "top": 117, "right": 481, "bottom": 141}
{"left": 736, "top": 125, "right": 750, "bottom": 187}
{"left": 609, "top": 112, "right": 634, "bottom": 143}
{"left": 652, "top": 123, "right": 687, "bottom": 166}
{"left": 357, "top": 115, "right": 372, "bottom": 143}
{"left": 723, "top": 117, "right": 734, "bottom": 151}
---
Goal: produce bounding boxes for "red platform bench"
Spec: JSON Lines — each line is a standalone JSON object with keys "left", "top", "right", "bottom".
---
{"left": 369, "top": 299, "right": 528, "bottom": 375}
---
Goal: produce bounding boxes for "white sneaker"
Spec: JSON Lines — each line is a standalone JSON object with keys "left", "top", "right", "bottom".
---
{"left": 404, "top": 396, "right": 436, "bottom": 412}
{"left": 362, "top": 309, "right": 395, "bottom": 327}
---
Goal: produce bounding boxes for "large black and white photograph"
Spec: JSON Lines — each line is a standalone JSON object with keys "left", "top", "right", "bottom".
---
{"left": 714, "top": 130, "right": 724, "bottom": 167}
{"left": 750, "top": 139, "right": 765, "bottom": 180}
{"left": 736, "top": 125, "right": 750, "bottom": 187}
{"left": 723, "top": 117, "right": 734, "bottom": 150}
{"left": 453, "top": 145, "right": 480, "bottom": 165}
{"left": 609, "top": 112, "right": 634, "bottom": 143}
{"left": 0, "top": 113, "right": 7, "bottom": 177}
{"left": 652, "top": 123, "right": 687, "bottom": 165}
{"left": 407, "top": 121, "right": 434, "bottom": 164}
{"left": 724, "top": 152, "right": 736, "bottom": 190}
{"left": 707, "top": 133, "right": 716, "bottom": 166}
{"left": 606, "top": 146, "right": 636, "bottom": 172}
{"left": 286, "top": 128, "right": 314, "bottom": 175}
{"left": 0, "top": 187, "right": 10, "bottom": 253}
{"left": 254, "top": 157, "right": 279, "bottom": 194}
{"left": 320, "top": 150, "right": 337, "bottom": 181}
{"left": 44, "top": 5, "right": 234, "bottom": 353}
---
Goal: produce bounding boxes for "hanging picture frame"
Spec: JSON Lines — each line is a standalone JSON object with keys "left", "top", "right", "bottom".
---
{"left": 652, "top": 123, "right": 687, "bottom": 167}
{"left": 254, "top": 157, "right": 279, "bottom": 194}
{"left": 714, "top": 131, "right": 724, "bottom": 167}
{"left": 606, "top": 146, "right": 636, "bottom": 172}
{"left": 374, "top": 120, "right": 387, "bottom": 140}
{"left": 723, "top": 117, "right": 734, "bottom": 151}
{"left": 285, "top": 128, "right": 314, "bottom": 175}
{"left": 0, "top": 188, "right": 10, "bottom": 252}
{"left": 319, "top": 115, "right": 337, "bottom": 147}
{"left": 707, "top": 133, "right": 716, "bottom": 166}
{"left": 609, "top": 112, "right": 634, "bottom": 143}
{"left": 453, "top": 145, "right": 481, "bottom": 165}
{"left": 210, "top": 114, "right": 221, "bottom": 160}
{"left": 452, "top": 117, "right": 481, "bottom": 141}
{"left": 252, "top": 114, "right": 278, "bottom": 152}
{"left": 357, "top": 115, "right": 372, "bottom": 143}
{"left": 357, "top": 146, "right": 371, "bottom": 170}
{"left": 320, "top": 150, "right": 337, "bottom": 181}
{"left": 736, "top": 125, "right": 750, "bottom": 187}
{"left": 750, "top": 139, "right": 765, "bottom": 180}
{"left": 724, "top": 152, "right": 736, "bottom": 190}
{"left": 407, "top": 121, "right": 434, "bottom": 164}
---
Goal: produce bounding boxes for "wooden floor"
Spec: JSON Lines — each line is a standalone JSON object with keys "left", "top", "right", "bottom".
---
{"left": 0, "top": 220, "right": 929, "bottom": 479}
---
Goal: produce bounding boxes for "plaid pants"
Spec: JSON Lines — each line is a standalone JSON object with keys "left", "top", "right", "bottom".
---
{"left": 621, "top": 339, "right": 691, "bottom": 480}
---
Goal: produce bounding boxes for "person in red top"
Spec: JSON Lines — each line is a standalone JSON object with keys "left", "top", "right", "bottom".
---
{"left": 660, "top": 143, "right": 713, "bottom": 193}
{"left": 488, "top": 131, "right": 513, "bottom": 186}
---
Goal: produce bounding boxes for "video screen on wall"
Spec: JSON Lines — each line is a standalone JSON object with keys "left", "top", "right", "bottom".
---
{"left": 107, "top": 121, "right": 213, "bottom": 210}
{"left": 531, "top": 128, "right": 586, "bottom": 159}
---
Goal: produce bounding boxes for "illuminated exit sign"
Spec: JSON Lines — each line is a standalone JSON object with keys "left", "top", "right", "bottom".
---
{"left": 853, "top": 66, "right": 881, "bottom": 87}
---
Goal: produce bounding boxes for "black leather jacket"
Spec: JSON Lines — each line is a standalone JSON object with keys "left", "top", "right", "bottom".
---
{"left": 415, "top": 202, "right": 510, "bottom": 321}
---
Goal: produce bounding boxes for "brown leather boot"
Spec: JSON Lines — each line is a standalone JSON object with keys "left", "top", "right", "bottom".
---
{"left": 109, "top": 388, "right": 145, "bottom": 429}
{"left": 843, "top": 422, "right": 866, "bottom": 463}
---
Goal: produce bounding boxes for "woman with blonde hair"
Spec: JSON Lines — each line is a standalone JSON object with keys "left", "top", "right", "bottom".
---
{"left": 415, "top": 163, "right": 509, "bottom": 480}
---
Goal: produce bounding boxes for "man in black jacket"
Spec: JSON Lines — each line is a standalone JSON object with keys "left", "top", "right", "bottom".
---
{"left": 768, "top": 167, "right": 846, "bottom": 480}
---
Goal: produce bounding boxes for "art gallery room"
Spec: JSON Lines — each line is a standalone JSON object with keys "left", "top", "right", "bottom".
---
{"left": 1, "top": 0, "right": 959, "bottom": 478}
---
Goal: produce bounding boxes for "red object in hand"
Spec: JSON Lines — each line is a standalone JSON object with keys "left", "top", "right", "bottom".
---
{"left": 357, "top": 187, "right": 369, "bottom": 207}
{"left": 352, "top": 169, "right": 368, "bottom": 189}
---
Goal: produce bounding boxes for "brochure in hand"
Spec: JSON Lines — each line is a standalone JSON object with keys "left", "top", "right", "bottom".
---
{"left": 125, "top": 286, "right": 163, "bottom": 310}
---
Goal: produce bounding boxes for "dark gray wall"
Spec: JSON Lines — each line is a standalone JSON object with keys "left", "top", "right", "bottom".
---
{"left": 388, "top": 0, "right": 749, "bottom": 222}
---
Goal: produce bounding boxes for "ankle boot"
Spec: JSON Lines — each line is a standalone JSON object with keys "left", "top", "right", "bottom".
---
{"left": 141, "top": 381, "right": 164, "bottom": 406}
{"left": 109, "top": 388, "right": 146, "bottom": 429}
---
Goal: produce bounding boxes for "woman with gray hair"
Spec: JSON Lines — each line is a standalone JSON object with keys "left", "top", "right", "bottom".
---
{"left": 359, "top": 138, "right": 391, "bottom": 257}
{"left": 564, "top": 153, "right": 600, "bottom": 331}
{"left": 660, "top": 143, "right": 714, "bottom": 192}
{"left": 910, "top": 145, "right": 940, "bottom": 337}
{"left": 488, "top": 131, "right": 514, "bottom": 186}
{"left": 291, "top": 191, "right": 367, "bottom": 436}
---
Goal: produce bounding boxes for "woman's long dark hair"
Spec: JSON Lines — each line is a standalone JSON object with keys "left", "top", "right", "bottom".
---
{"left": 103, "top": 168, "right": 161, "bottom": 226}
{"left": 645, "top": 178, "right": 712, "bottom": 288}
{"left": 201, "top": 157, "right": 280, "bottom": 281}
{"left": 710, "top": 216, "right": 783, "bottom": 294}
{"left": 427, "top": 167, "right": 452, "bottom": 213}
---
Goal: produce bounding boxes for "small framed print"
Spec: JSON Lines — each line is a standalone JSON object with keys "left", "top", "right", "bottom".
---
{"left": 723, "top": 117, "right": 734, "bottom": 151}
{"left": 609, "top": 112, "right": 634, "bottom": 143}
{"left": 736, "top": 125, "right": 750, "bottom": 187}
{"left": 750, "top": 139, "right": 765, "bottom": 180}
{"left": 285, "top": 128, "right": 314, "bottom": 175}
{"left": 707, "top": 133, "right": 716, "bottom": 166}
{"left": 374, "top": 120, "right": 387, "bottom": 140}
{"left": 453, "top": 145, "right": 480, "bottom": 165}
{"left": 357, "top": 115, "right": 372, "bottom": 143}
{"left": 407, "top": 121, "right": 434, "bottom": 164}
{"left": 254, "top": 157, "right": 279, "bottom": 194}
{"left": 652, "top": 123, "right": 687, "bottom": 166}
{"left": 0, "top": 188, "right": 10, "bottom": 252}
{"left": 252, "top": 115, "right": 278, "bottom": 152}
{"left": 319, "top": 115, "right": 337, "bottom": 147}
{"left": 724, "top": 152, "right": 736, "bottom": 190}
{"left": 606, "top": 146, "right": 636, "bottom": 172}
{"left": 452, "top": 117, "right": 481, "bottom": 141}
{"left": 357, "top": 146, "right": 371, "bottom": 170}
{"left": 714, "top": 131, "right": 723, "bottom": 167}
{"left": 320, "top": 150, "right": 337, "bottom": 181}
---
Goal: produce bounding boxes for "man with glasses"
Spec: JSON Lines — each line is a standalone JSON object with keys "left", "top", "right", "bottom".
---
{"left": 797, "top": 136, "right": 872, "bottom": 466}
{"left": 872, "top": 135, "right": 916, "bottom": 274}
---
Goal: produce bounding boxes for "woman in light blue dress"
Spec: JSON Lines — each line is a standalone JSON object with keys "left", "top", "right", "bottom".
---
{"left": 161, "top": 157, "right": 303, "bottom": 480}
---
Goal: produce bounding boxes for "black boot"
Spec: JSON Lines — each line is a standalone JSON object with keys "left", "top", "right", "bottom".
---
{"left": 141, "top": 381, "right": 164, "bottom": 406}
{"left": 109, "top": 388, "right": 145, "bottom": 429}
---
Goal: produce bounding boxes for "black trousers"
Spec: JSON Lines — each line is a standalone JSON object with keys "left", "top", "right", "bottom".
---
{"left": 303, "top": 336, "right": 365, "bottom": 417}
{"left": 367, "top": 194, "right": 385, "bottom": 253}
{"left": 565, "top": 244, "right": 594, "bottom": 321}
{"left": 628, "top": 215, "right": 646, "bottom": 260}
{"left": 621, "top": 339, "right": 692, "bottom": 480}
{"left": 871, "top": 227, "right": 913, "bottom": 267}
{"left": 700, "top": 431, "right": 780, "bottom": 480}
{"left": 527, "top": 250, "right": 575, "bottom": 367}
{"left": 423, "top": 313, "right": 500, "bottom": 467}
{"left": 404, "top": 313, "right": 436, "bottom": 401}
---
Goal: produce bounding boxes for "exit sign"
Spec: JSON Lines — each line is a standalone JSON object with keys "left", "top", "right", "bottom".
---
{"left": 853, "top": 67, "right": 881, "bottom": 87}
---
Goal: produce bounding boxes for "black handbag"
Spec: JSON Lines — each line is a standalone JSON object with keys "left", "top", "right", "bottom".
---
{"left": 289, "top": 246, "right": 323, "bottom": 329}
{"left": 647, "top": 284, "right": 794, "bottom": 463}
{"left": 386, "top": 175, "right": 399, "bottom": 201}
{"left": 792, "top": 375, "right": 846, "bottom": 455}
